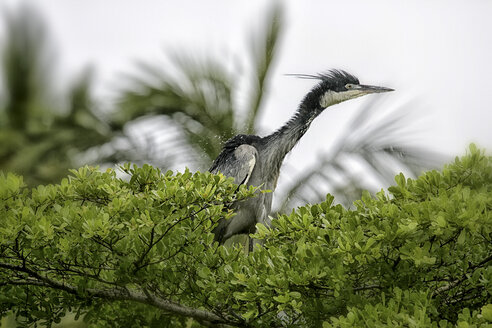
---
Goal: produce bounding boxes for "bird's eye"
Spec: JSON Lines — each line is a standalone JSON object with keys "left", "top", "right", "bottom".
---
{"left": 345, "top": 84, "right": 352, "bottom": 89}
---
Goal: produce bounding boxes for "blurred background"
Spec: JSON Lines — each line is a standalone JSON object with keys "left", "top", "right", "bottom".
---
{"left": 0, "top": 0, "right": 491, "bottom": 210}
{"left": 1, "top": 1, "right": 491, "bottom": 326}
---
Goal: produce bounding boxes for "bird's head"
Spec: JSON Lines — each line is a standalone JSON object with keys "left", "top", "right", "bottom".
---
{"left": 294, "top": 69, "right": 394, "bottom": 110}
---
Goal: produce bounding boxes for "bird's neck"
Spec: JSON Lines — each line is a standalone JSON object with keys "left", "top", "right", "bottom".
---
{"left": 263, "top": 102, "right": 322, "bottom": 170}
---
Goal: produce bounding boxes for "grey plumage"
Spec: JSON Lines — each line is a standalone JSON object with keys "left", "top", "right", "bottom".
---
{"left": 210, "top": 69, "right": 393, "bottom": 246}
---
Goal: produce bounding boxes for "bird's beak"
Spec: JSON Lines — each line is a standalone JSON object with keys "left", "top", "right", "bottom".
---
{"left": 357, "top": 84, "right": 394, "bottom": 94}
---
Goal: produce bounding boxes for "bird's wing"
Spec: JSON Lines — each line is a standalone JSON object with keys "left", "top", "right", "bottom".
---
{"left": 210, "top": 144, "right": 258, "bottom": 185}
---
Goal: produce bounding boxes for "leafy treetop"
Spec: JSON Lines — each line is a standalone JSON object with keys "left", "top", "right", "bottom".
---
{"left": 0, "top": 145, "right": 491, "bottom": 327}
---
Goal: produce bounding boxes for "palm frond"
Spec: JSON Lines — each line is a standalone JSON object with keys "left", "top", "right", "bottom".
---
{"left": 1, "top": 4, "right": 53, "bottom": 130}
{"left": 0, "top": 5, "right": 118, "bottom": 186}
{"left": 276, "top": 99, "right": 446, "bottom": 211}
{"left": 115, "top": 4, "right": 284, "bottom": 168}
{"left": 93, "top": 115, "right": 193, "bottom": 169}
{"left": 243, "top": 3, "right": 283, "bottom": 134}
{"left": 116, "top": 54, "right": 236, "bottom": 164}
{"left": 64, "top": 67, "right": 113, "bottom": 145}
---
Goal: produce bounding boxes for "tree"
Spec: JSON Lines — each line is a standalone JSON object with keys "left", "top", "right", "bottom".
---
{"left": 114, "top": 4, "right": 282, "bottom": 167}
{"left": 276, "top": 98, "right": 444, "bottom": 211}
{"left": 0, "top": 145, "right": 490, "bottom": 327}
{"left": 0, "top": 5, "right": 115, "bottom": 187}
{"left": 0, "top": 4, "right": 178, "bottom": 189}
{"left": 1, "top": 3, "right": 442, "bottom": 210}
{"left": 115, "top": 5, "right": 442, "bottom": 211}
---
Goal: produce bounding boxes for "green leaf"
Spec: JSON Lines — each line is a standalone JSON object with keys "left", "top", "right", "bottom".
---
{"left": 273, "top": 294, "right": 290, "bottom": 303}
{"left": 481, "top": 304, "right": 492, "bottom": 322}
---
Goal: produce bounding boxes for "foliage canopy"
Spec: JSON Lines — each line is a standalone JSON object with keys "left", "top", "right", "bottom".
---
{"left": 0, "top": 145, "right": 491, "bottom": 327}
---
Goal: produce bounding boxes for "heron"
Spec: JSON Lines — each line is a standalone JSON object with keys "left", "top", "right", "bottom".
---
{"left": 210, "top": 69, "right": 393, "bottom": 248}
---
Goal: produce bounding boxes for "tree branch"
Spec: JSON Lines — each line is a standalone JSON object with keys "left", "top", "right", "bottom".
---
{"left": 0, "top": 262, "right": 237, "bottom": 326}
{"left": 431, "top": 254, "right": 492, "bottom": 297}
{"left": 133, "top": 205, "right": 209, "bottom": 273}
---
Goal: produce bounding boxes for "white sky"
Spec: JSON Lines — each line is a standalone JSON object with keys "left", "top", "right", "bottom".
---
{"left": 2, "top": 0, "right": 492, "bottom": 179}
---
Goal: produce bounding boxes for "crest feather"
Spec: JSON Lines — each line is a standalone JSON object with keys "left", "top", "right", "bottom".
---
{"left": 286, "top": 69, "right": 359, "bottom": 84}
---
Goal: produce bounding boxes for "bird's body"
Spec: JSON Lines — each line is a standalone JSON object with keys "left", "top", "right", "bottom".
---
{"left": 210, "top": 70, "right": 393, "bottom": 245}
{"left": 210, "top": 135, "right": 275, "bottom": 243}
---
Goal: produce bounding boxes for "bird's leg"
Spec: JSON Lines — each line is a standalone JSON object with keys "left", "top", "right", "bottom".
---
{"left": 248, "top": 236, "right": 254, "bottom": 253}
{"left": 247, "top": 222, "right": 260, "bottom": 253}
